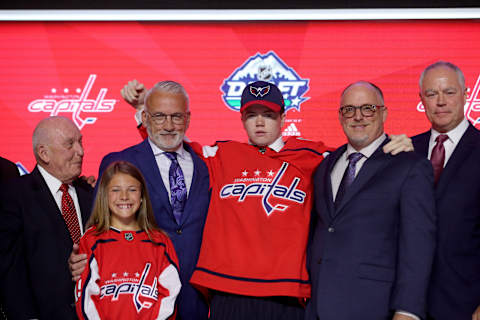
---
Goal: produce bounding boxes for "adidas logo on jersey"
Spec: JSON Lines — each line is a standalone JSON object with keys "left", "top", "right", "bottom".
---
{"left": 283, "top": 123, "right": 300, "bottom": 136}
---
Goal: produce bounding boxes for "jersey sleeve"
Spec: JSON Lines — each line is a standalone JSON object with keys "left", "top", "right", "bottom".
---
{"left": 75, "top": 232, "right": 103, "bottom": 320}
{"left": 187, "top": 141, "right": 222, "bottom": 187}
{"left": 153, "top": 234, "right": 182, "bottom": 320}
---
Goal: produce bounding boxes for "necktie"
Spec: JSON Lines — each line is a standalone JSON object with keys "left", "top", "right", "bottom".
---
{"left": 59, "top": 183, "right": 81, "bottom": 244}
{"left": 335, "top": 152, "right": 363, "bottom": 208}
{"left": 164, "top": 152, "right": 187, "bottom": 224}
{"left": 430, "top": 134, "right": 449, "bottom": 184}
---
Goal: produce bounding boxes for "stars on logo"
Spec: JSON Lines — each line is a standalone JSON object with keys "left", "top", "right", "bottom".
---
{"left": 135, "top": 272, "right": 140, "bottom": 277}
{"left": 123, "top": 272, "right": 129, "bottom": 277}
{"left": 112, "top": 273, "right": 117, "bottom": 278}
{"left": 239, "top": 169, "right": 278, "bottom": 177}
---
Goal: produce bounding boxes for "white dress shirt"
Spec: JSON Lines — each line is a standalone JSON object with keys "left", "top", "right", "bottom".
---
{"left": 37, "top": 165, "right": 84, "bottom": 234}
{"left": 428, "top": 117, "right": 469, "bottom": 166}
{"left": 148, "top": 138, "right": 194, "bottom": 200}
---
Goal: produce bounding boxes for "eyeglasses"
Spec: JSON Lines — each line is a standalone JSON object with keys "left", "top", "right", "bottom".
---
{"left": 145, "top": 111, "right": 188, "bottom": 125}
{"left": 339, "top": 104, "right": 384, "bottom": 118}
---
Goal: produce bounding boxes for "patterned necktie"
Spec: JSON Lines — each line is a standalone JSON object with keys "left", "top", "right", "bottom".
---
{"left": 430, "top": 134, "right": 449, "bottom": 184}
{"left": 335, "top": 152, "right": 363, "bottom": 208}
{"left": 164, "top": 152, "right": 187, "bottom": 224}
{"left": 59, "top": 183, "right": 81, "bottom": 244}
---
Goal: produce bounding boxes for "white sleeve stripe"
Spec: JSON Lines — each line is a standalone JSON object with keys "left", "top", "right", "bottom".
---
{"left": 81, "top": 256, "right": 102, "bottom": 320}
{"left": 155, "top": 264, "right": 182, "bottom": 320}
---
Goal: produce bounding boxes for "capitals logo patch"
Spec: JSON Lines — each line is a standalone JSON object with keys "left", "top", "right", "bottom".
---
{"left": 221, "top": 51, "right": 309, "bottom": 113}
{"left": 220, "top": 162, "right": 306, "bottom": 216}
{"left": 250, "top": 85, "right": 270, "bottom": 97}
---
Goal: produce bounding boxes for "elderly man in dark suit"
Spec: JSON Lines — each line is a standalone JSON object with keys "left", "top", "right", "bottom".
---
{"left": 0, "top": 116, "right": 93, "bottom": 319}
{"left": 306, "top": 81, "right": 436, "bottom": 320}
{"left": 412, "top": 61, "right": 480, "bottom": 320}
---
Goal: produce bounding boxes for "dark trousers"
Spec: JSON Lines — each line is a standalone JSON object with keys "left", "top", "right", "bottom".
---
{"left": 209, "top": 291, "right": 305, "bottom": 320}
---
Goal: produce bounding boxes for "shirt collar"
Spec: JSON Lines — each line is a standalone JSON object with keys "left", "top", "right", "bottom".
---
{"left": 268, "top": 136, "right": 285, "bottom": 152}
{"left": 37, "top": 164, "right": 64, "bottom": 194}
{"left": 430, "top": 117, "right": 469, "bottom": 146}
{"left": 346, "top": 133, "right": 387, "bottom": 159}
{"left": 148, "top": 138, "right": 187, "bottom": 159}
{"left": 248, "top": 136, "right": 285, "bottom": 153}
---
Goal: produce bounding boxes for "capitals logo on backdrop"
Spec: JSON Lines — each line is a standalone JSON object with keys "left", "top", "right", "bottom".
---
{"left": 220, "top": 51, "right": 310, "bottom": 114}
{"left": 28, "top": 74, "right": 116, "bottom": 129}
{"left": 417, "top": 75, "right": 480, "bottom": 128}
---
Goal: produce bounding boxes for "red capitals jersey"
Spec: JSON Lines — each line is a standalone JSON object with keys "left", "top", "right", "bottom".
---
{"left": 190, "top": 137, "right": 329, "bottom": 298}
{"left": 75, "top": 227, "right": 181, "bottom": 320}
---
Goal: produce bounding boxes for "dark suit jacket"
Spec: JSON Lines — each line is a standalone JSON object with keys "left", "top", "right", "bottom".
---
{"left": 413, "top": 123, "right": 480, "bottom": 320}
{"left": 0, "top": 167, "right": 93, "bottom": 320}
{"left": 306, "top": 139, "right": 436, "bottom": 320}
{"left": 98, "top": 139, "right": 210, "bottom": 320}
{"left": 0, "top": 156, "right": 19, "bottom": 183}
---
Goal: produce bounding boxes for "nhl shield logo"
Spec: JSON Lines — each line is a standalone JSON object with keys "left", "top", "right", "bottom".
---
{"left": 220, "top": 51, "right": 310, "bottom": 113}
{"left": 124, "top": 232, "right": 134, "bottom": 241}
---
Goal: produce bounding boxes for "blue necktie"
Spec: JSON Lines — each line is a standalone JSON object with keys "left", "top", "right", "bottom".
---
{"left": 335, "top": 152, "right": 363, "bottom": 208}
{"left": 164, "top": 152, "right": 187, "bottom": 224}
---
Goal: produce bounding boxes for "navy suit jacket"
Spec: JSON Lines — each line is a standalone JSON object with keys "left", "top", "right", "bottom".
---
{"left": 412, "top": 123, "right": 480, "bottom": 320}
{"left": 0, "top": 167, "right": 93, "bottom": 319}
{"left": 306, "top": 139, "right": 436, "bottom": 320}
{"left": 98, "top": 139, "right": 210, "bottom": 320}
{"left": 0, "top": 156, "right": 19, "bottom": 182}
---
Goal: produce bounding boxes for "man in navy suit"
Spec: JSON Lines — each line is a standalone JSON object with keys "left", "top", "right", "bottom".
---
{"left": 306, "top": 81, "right": 436, "bottom": 320}
{"left": 413, "top": 61, "right": 480, "bottom": 320}
{"left": 0, "top": 116, "right": 93, "bottom": 319}
{"left": 71, "top": 81, "right": 209, "bottom": 320}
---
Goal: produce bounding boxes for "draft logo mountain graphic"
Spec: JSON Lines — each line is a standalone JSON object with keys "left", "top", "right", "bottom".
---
{"left": 221, "top": 51, "right": 309, "bottom": 113}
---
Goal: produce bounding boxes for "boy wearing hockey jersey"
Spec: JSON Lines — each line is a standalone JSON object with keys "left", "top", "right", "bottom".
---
{"left": 185, "top": 81, "right": 326, "bottom": 319}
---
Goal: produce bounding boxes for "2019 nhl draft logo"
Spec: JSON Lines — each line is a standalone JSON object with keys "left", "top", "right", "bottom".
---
{"left": 28, "top": 74, "right": 116, "bottom": 129}
{"left": 416, "top": 75, "right": 480, "bottom": 127}
{"left": 220, "top": 51, "right": 310, "bottom": 114}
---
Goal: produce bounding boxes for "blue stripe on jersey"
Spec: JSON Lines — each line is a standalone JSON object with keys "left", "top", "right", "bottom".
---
{"left": 90, "top": 238, "right": 117, "bottom": 251}
{"left": 281, "top": 147, "right": 324, "bottom": 157}
{"left": 141, "top": 240, "right": 180, "bottom": 274}
{"left": 194, "top": 267, "right": 309, "bottom": 284}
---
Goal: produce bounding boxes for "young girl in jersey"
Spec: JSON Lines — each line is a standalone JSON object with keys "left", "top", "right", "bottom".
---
{"left": 75, "top": 161, "right": 181, "bottom": 320}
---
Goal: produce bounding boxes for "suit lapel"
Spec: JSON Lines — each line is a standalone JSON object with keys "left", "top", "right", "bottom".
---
{"left": 436, "top": 124, "right": 478, "bottom": 196}
{"left": 334, "top": 140, "right": 390, "bottom": 217}
{"left": 413, "top": 131, "right": 430, "bottom": 158}
{"left": 181, "top": 143, "right": 204, "bottom": 225}
{"left": 73, "top": 180, "right": 93, "bottom": 228}
{"left": 134, "top": 140, "right": 173, "bottom": 218}
{"left": 324, "top": 145, "right": 346, "bottom": 220}
{"left": 31, "top": 167, "right": 72, "bottom": 243}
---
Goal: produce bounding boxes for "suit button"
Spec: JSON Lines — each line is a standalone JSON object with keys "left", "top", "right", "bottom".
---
{"left": 328, "top": 227, "right": 335, "bottom": 233}
{"left": 176, "top": 229, "right": 182, "bottom": 235}
{"left": 317, "top": 258, "right": 322, "bottom": 264}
